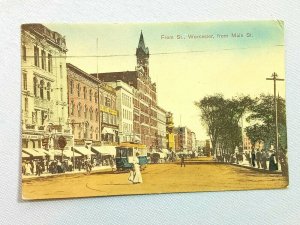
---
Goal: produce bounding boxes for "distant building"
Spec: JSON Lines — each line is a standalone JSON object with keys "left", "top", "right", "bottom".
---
{"left": 21, "top": 24, "right": 72, "bottom": 159}
{"left": 166, "top": 112, "right": 175, "bottom": 151}
{"left": 174, "top": 126, "right": 193, "bottom": 152}
{"left": 156, "top": 106, "right": 167, "bottom": 149}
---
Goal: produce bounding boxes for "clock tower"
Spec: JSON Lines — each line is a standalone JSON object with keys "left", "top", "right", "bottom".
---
{"left": 136, "top": 31, "right": 149, "bottom": 77}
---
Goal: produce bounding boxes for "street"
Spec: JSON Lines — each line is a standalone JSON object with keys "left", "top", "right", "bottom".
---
{"left": 22, "top": 160, "right": 288, "bottom": 200}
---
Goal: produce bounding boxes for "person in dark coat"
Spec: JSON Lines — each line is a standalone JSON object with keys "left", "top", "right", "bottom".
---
{"left": 256, "top": 150, "right": 262, "bottom": 169}
{"left": 180, "top": 155, "right": 185, "bottom": 167}
{"left": 269, "top": 150, "right": 278, "bottom": 171}
{"left": 261, "top": 150, "right": 267, "bottom": 170}
{"left": 251, "top": 149, "right": 256, "bottom": 167}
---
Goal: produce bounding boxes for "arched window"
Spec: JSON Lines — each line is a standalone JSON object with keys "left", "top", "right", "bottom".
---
{"left": 77, "top": 102, "right": 81, "bottom": 117}
{"left": 94, "top": 92, "right": 97, "bottom": 103}
{"left": 77, "top": 83, "right": 80, "bottom": 97}
{"left": 33, "top": 77, "right": 38, "bottom": 97}
{"left": 40, "top": 80, "right": 44, "bottom": 99}
{"left": 89, "top": 89, "right": 92, "bottom": 101}
{"left": 24, "top": 98, "right": 28, "bottom": 112}
{"left": 47, "top": 82, "right": 51, "bottom": 100}
{"left": 83, "top": 86, "right": 87, "bottom": 99}
{"left": 70, "top": 101, "right": 74, "bottom": 115}
{"left": 90, "top": 126, "right": 93, "bottom": 139}
{"left": 89, "top": 107, "right": 93, "bottom": 120}
{"left": 84, "top": 105, "right": 87, "bottom": 118}
{"left": 95, "top": 108, "right": 98, "bottom": 122}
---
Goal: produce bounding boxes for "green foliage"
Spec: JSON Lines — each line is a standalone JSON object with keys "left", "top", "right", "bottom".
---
{"left": 245, "top": 94, "right": 287, "bottom": 149}
{"left": 195, "top": 94, "right": 254, "bottom": 154}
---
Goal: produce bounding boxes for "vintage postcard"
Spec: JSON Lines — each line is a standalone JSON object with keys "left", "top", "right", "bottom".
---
{"left": 21, "top": 21, "right": 288, "bottom": 200}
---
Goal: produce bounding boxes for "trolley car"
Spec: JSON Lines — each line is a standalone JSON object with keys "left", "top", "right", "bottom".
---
{"left": 115, "top": 142, "right": 148, "bottom": 171}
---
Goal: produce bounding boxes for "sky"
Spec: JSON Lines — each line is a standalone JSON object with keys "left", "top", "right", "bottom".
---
{"left": 47, "top": 21, "right": 285, "bottom": 140}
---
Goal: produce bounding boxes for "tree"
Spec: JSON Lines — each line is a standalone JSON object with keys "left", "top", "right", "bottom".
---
{"left": 195, "top": 94, "right": 254, "bottom": 156}
{"left": 245, "top": 94, "right": 287, "bottom": 149}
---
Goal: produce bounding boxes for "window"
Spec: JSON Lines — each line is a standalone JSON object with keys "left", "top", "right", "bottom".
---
{"left": 103, "top": 112, "right": 108, "bottom": 123}
{"left": 90, "top": 126, "right": 93, "bottom": 139}
{"left": 70, "top": 80, "right": 74, "bottom": 94}
{"left": 70, "top": 101, "right": 74, "bottom": 115}
{"left": 90, "top": 107, "right": 93, "bottom": 120}
{"left": 77, "top": 83, "right": 80, "bottom": 97}
{"left": 59, "top": 64, "right": 63, "bottom": 78}
{"left": 41, "top": 50, "right": 46, "bottom": 70}
{"left": 89, "top": 89, "right": 92, "bottom": 101}
{"left": 95, "top": 128, "right": 99, "bottom": 140}
{"left": 84, "top": 105, "right": 87, "bottom": 118}
{"left": 34, "top": 46, "right": 39, "bottom": 67}
{"left": 94, "top": 92, "right": 97, "bottom": 103}
{"left": 24, "top": 98, "right": 28, "bottom": 112}
{"left": 40, "top": 80, "right": 44, "bottom": 99}
{"left": 105, "top": 97, "right": 110, "bottom": 107}
{"left": 22, "top": 45, "right": 26, "bottom": 61}
{"left": 95, "top": 109, "right": 98, "bottom": 122}
{"left": 83, "top": 87, "right": 87, "bottom": 99}
{"left": 47, "top": 82, "right": 51, "bottom": 100}
{"left": 23, "top": 73, "right": 27, "bottom": 90}
{"left": 77, "top": 103, "right": 81, "bottom": 117}
{"left": 47, "top": 54, "right": 52, "bottom": 72}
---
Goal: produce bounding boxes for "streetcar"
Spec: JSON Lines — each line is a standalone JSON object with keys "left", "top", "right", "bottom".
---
{"left": 115, "top": 142, "right": 148, "bottom": 171}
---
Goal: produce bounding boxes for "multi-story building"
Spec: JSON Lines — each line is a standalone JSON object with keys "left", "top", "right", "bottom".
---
{"left": 191, "top": 132, "right": 196, "bottom": 151}
{"left": 21, "top": 24, "right": 72, "bottom": 159}
{"left": 92, "top": 31, "right": 158, "bottom": 149}
{"left": 99, "top": 82, "right": 118, "bottom": 145}
{"left": 156, "top": 106, "right": 167, "bottom": 149}
{"left": 174, "top": 126, "right": 193, "bottom": 152}
{"left": 67, "top": 63, "right": 100, "bottom": 145}
{"left": 166, "top": 112, "right": 175, "bottom": 151}
{"left": 105, "top": 80, "right": 134, "bottom": 143}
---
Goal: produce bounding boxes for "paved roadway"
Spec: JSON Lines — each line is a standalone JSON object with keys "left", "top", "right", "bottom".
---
{"left": 22, "top": 160, "right": 288, "bottom": 200}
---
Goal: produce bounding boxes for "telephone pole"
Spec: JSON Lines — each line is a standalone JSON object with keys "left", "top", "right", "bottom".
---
{"left": 266, "top": 72, "right": 284, "bottom": 156}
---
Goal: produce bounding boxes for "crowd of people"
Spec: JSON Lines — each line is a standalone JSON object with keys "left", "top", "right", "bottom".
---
{"left": 215, "top": 148, "right": 288, "bottom": 174}
{"left": 22, "top": 156, "right": 116, "bottom": 177}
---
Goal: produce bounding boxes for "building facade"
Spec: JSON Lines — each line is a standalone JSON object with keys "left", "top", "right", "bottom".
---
{"left": 174, "top": 126, "right": 193, "bottom": 152}
{"left": 156, "top": 106, "right": 167, "bottom": 149}
{"left": 106, "top": 80, "right": 134, "bottom": 143}
{"left": 67, "top": 63, "right": 100, "bottom": 145}
{"left": 99, "top": 82, "right": 118, "bottom": 145}
{"left": 166, "top": 112, "right": 175, "bottom": 151}
{"left": 21, "top": 24, "right": 72, "bottom": 159}
{"left": 92, "top": 31, "right": 158, "bottom": 149}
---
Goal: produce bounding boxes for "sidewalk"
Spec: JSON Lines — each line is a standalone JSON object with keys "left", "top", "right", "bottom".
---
{"left": 22, "top": 165, "right": 115, "bottom": 180}
{"left": 222, "top": 159, "right": 282, "bottom": 174}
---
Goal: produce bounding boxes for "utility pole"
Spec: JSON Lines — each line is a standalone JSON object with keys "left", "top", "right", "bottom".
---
{"left": 266, "top": 72, "right": 284, "bottom": 158}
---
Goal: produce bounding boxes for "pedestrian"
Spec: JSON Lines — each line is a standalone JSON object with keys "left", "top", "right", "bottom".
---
{"left": 261, "top": 150, "right": 267, "bottom": 170}
{"left": 33, "top": 160, "right": 37, "bottom": 175}
{"left": 24, "top": 161, "right": 32, "bottom": 175}
{"left": 269, "top": 150, "right": 278, "bottom": 171}
{"left": 36, "top": 160, "right": 41, "bottom": 176}
{"left": 256, "top": 150, "right": 262, "bottom": 169}
{"left": 132, "top": 154, "right": 143, "bottom": 184}
{"left": 128, "top": 168, "right": 134, "bottom": 183}
{"left": 180, "top": 155, "right": 185, "bottom": 167}
{"left": 251, "top": 149, "right": 256, "bottom": 167}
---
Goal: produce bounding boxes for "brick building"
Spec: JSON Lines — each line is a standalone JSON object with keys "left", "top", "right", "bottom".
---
{"left": 92, "top": 31, "right": 158, "bottom": 149}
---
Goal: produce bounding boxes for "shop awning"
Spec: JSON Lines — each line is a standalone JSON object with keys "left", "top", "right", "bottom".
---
{"left": 92, "top": 146, "right": 116, "bottom": 156}
{"left": 73, "top": 146, "right": 95, "bottom": 156}
{"left": 54, "top": 149, "right": 81, "bottom": 157}
{"left": 22, "top": 148, "right": 44, "bottom": 157}
{"left": 34, "top": 148, "right": 50, "bottom": 156}
{"left": 22, "top": 151, "right": 31, "bottom": 158}
{"left": 102, "top": 127, "right": 115, "bottom": 135}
